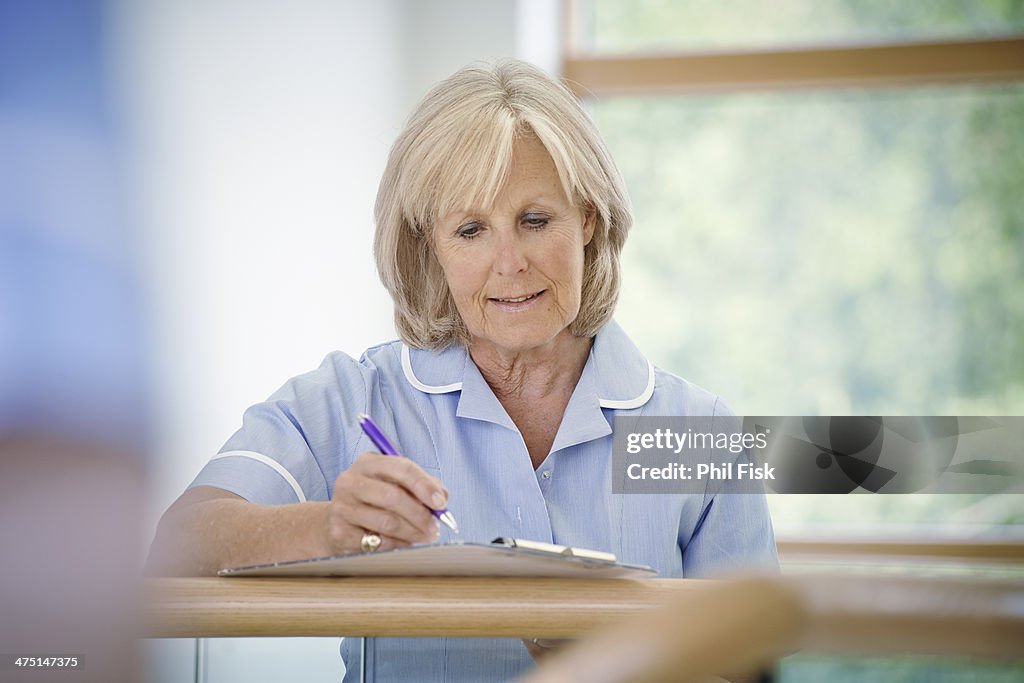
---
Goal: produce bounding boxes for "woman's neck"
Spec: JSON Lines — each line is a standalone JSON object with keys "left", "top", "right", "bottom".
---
{"left": 468, "top": 330, "right": 593, "bottom": 402}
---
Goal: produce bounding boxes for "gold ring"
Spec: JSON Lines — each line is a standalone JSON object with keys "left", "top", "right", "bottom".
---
{"left": 360, "top": 532, "right": 382, "bottom": 553}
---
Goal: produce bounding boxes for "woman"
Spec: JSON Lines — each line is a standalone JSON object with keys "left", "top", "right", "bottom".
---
{"left": 149, "top": 59, "right": 777, "bottom": 682}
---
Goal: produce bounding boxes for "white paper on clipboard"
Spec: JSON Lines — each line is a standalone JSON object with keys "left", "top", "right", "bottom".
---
{"left": 218, "top": 539, "right": 657, "bottom": 579}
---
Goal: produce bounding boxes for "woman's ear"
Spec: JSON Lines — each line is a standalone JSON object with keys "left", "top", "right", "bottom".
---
{"left": 583, "top": 206, "right": 596, "bottom": 246}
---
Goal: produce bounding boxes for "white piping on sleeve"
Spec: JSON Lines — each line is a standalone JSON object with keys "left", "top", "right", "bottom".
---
{"left": 208, "top": 450, "right": 307, "bottom": 503}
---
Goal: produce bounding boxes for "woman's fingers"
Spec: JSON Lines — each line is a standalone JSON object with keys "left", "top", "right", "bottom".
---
{"left": 326, "top": 452, "right": 446, "bottom": 554}
{"left": 341, "top": 476, "right": 440, "bottom": 542}
{"left": 355, "top": 452, "right": 449, "bottom": 511}
{"left": 323, "top": 505, "right": 405, "bottom": 554}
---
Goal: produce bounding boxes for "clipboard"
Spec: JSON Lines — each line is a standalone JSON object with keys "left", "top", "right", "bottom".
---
{"left": 218, "top": 537, "right": 656, "bottom": 579}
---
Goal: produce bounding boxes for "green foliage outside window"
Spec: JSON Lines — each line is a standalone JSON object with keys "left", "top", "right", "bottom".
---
{"left": 583, "top": 2, "right": 1024, "bottom": 532}
{"left": 582, "top": 2, "right": 1024, "bottom": 678}
{"left": 583, "top": 0, "right": 1024, "bottom": 51}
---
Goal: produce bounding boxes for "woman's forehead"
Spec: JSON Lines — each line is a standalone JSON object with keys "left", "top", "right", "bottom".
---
{"left": 437, "top": 188, "right": 572, "bottom": 222}
{"left": 435, "top": 136, "right": 572, "bottom": 219}
{"left": 507, "top": 135, "right": 560, "bottom": 182}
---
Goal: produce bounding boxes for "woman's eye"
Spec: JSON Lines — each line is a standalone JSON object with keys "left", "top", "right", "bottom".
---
{"left": 522, "top": 214, "right": 549, "bottom": 229}
{"left": 457, "top": 223, "right": 481, "bottom": 239}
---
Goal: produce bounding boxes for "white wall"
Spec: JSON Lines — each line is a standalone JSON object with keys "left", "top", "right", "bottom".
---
{"left": 110, "top": 1, "right": 552, "bottom": 680}
{"left": 400, "top": 0, "right": 562, "bottom": 108}
{"left": 112, "top": 0, "right": 559, "bottom": 532}
{"left": 400, "top": 0, "right": 516, "bottom": 110}
{"left": 113, "top": 0, "right": 407, "bottom": 522}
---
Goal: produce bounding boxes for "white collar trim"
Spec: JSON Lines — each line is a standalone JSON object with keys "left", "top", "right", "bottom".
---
{"left": 402, "top": 343, "right": 656, "bottom": 408}
{"left": 401, "top": 344, "right": 462, "bottom": 394}
{"left": 598, "top": 359, "right": 655, "bottom": 410}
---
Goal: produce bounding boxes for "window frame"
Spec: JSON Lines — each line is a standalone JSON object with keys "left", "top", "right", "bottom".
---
{"left": 561, "top": 1, "right": 1024, "bottom": 95}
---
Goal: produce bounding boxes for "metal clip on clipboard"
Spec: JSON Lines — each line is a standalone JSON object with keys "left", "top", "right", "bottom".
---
{"left": 491, "top": 537, "right": 617, "bottom": 562}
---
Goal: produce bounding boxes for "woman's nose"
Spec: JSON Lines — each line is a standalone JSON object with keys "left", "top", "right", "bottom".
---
{"left": 492, "top": 230, "right": 528, "bottom": 276}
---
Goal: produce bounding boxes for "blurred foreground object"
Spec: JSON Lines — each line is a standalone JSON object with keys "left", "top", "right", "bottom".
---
{"left": 519, "top": 574, "right": 1024, "bottom": 683}
{"left": 1, "top": 1, "right": 149, "bottom": 680}
{"left": 0, "top": 438, "right": 145, "bottom": 682}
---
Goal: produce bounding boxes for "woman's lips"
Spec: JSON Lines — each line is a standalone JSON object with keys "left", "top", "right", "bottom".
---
{"left": 488, "top": 290, "right": 545, "bottom": 311}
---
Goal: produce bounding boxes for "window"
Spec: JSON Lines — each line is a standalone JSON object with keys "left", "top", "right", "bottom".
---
{"left": 574, "top": 0, "right": 1024, "bottom": 51}
{"left": 566, "top": 1, "right": 1024, "bottom": 535}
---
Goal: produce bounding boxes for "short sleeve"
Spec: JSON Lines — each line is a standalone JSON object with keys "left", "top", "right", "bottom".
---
{"left": 681, "top": 396, "right": 780, "bottom": 577}
{"left": 188, "top": 352, "right": 372, "bottom": 505}
{"left": 682, "top": 490, "right": 779, "bottom": 577}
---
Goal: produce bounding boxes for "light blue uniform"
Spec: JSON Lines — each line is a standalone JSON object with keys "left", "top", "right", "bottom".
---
{"left": 190, "top": 320, "right": 777, "bottom": 682}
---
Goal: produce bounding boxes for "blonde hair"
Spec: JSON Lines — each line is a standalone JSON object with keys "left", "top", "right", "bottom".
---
{"left": 374, "top": 59, "right": 632, "bottom": 349}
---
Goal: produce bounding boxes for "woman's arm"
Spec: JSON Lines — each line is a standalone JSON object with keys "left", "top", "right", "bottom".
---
{"left": 147, "top": 453, "right": 448, "bottom": 576}
{"left": 146, "top": 486, "right": 331, "bottom": 576}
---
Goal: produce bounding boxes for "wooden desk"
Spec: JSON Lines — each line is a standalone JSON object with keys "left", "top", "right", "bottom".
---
{"left": 143, "top": 577, "right": 702, "bottom": 639}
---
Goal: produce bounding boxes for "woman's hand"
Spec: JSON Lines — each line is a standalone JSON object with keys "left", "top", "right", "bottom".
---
{"left": 326, "top": 452, "right": 447, "bottom": 553}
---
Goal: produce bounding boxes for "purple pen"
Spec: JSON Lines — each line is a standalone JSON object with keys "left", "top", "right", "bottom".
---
{"left": 357, "top": 412, "right": 459, "bottom": 534}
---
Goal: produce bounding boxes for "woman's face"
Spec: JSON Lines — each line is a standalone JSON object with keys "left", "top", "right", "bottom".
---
{"left": 433, "top": 135, "right": 595, "bottom": 357}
